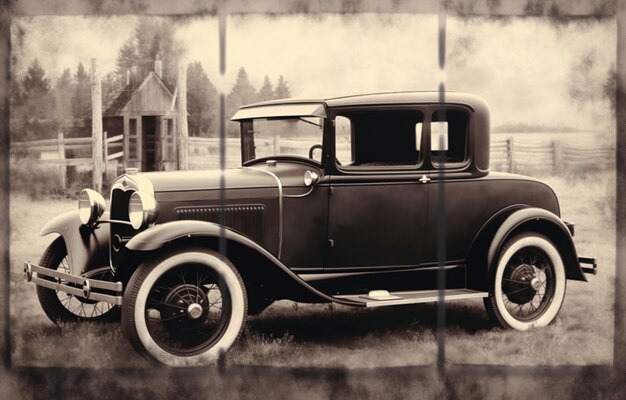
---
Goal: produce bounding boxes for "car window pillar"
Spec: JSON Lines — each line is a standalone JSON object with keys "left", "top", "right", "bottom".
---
{"left": 422, "top": 109, "right": 433, "bottom": 170}
{"left": 240, "top": 119, "right": 255, "bottom": 163}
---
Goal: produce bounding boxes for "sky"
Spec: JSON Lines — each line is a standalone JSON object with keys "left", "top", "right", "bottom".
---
{"left": 12, "top": 14, "right": 616, "bottom": 133}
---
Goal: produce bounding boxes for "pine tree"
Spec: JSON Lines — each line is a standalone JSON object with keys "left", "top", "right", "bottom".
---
{"left": 101, "top": 72, "right": 118, "bottom": 109}
{"left": 54, "top": 68, "right": 73, "bottom": 124}
{"left": 226, "top": 67, "right": 258, "bottom": 137}
{"left": 72, "top": 61, "right": 91, "bottom": 119}
{"left": 187, "top": 61, "right": 219, "bottom": 137}
{"left": 57, "top": 68, "right": 72, "bottom": 88}
{"left": 22, "top": 58, "right": 50, "bottom": 96}
{"left": 228, "top": 67, "right": 257, "bottom": 104}
{"left": 74, "top": 62, "right": 89, "bottom": 83}
{"left": 274, "top": 75, "right": 291, "bottom": 99}
{"left": 258, "top": 75, "right": 274, "bottom": 101}
{"left": 115, "top": 37, "right": 139, "bottom": 86}
{"left": 14, "top": 59, "right": 58, "bottom": 140}
{"left": 113, "top": 19, "right": 178, "bottom": 89}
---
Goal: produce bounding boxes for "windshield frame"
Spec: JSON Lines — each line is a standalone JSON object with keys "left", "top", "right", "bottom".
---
{"left": 238, "top": 115, "right": 329, "bottom": 166}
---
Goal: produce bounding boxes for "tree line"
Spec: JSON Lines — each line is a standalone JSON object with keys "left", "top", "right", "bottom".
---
{"left": 11, "top": 19, "right": 293, "bottom": 141}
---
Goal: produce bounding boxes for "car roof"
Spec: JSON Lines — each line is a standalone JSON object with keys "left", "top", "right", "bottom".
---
{"left": 231, "top": 91, "right": 490, "bottom": 121}
{"left": 237, "top": 91, "right": 488, "bottom": 110}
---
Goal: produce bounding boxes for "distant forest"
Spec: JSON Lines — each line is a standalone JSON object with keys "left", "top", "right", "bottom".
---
{"left": 11, "top": 19, "right": 292, "bottom": 141}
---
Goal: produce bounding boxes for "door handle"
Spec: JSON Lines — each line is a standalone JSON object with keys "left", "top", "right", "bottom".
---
{"left": 419, "top": 175, "right": 431, "bottom": 183}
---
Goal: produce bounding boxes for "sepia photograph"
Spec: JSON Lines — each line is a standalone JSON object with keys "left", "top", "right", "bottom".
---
{"left": 1, "top": 0, "right": 624, "bottom": 398}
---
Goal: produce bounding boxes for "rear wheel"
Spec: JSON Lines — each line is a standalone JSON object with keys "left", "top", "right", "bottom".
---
{"left": 484, "top": 233, "right": 566, "bottom": 331}
{"left": 36, "top": 238, "right": 120, "bottom": 323}
{"left": 122, "top": 248, "right": 247, "bottom": 366}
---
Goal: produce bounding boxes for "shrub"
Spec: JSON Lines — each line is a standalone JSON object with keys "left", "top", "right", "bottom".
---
{"left": 10, "top": 157, "right": 114, "bottom": 199}
{"left": 10, "top": 157, "right": 66, "bottom": 199}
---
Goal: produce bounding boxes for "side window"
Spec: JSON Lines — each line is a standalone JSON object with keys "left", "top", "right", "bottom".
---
{"left": 431, "top": 109, "right": 469, "bottom": 167}
{"left": 431, "top": 122, "right": 449, "bottom": 151}
{"left": 335, "top": 110, "right": 423, "bottom": 168}
{"left": 415, "top": 122, "right": 423, "bottom": 151}
{"left": 335, "top": 116, "right": 353, "bottom": 165}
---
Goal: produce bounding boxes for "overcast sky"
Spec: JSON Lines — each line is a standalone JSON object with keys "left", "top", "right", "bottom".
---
{"left": 12, "top": 14, "right": 615, "bottom": 132}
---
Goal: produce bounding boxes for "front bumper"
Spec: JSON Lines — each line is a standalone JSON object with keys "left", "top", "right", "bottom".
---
{"left": 24, "top": 261, "right": 123, "bottom": 306}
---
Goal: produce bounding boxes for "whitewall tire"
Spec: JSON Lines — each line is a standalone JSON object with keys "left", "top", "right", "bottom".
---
{"left": 484, "top": 233, "right": 566, "bottom": 331}
{"left": 122, "top": 248, "right": 247, "bottom": 366}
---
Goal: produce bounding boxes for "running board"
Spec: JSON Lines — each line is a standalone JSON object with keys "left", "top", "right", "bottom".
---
{"left": 333, "top": 289, "right": 488, "bottom": 308}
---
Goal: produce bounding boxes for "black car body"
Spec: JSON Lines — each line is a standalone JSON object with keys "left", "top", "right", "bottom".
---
{"left": 24, "top": 92, "right": 597, "bottom": 366}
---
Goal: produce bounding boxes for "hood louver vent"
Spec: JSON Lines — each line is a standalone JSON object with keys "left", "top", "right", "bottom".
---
{"left": 175, "top": 205, "right": 265, "bottom": 244}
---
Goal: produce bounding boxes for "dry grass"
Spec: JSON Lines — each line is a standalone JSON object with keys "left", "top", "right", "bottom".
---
{"left": 9, "top": 170, "right": 615, "bottom": 368}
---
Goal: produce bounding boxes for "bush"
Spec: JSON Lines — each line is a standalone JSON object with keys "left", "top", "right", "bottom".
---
{"left": 10, "top": 156, "right": 114, "bottom": 199}
{"left": 65, "top": 167, "right": 95, "bottom": 197}
{"left": 10, "top": 157, "right": 67, "bottom": 199}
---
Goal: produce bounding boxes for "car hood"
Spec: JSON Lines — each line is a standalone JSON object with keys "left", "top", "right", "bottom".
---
{"left": 139, "top": 168, "right": 278, "bottom": 193}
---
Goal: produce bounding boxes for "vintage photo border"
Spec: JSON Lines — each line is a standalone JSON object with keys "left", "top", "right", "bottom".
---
{"left": 0, "top": 0, "right": 623, "bottom": 397}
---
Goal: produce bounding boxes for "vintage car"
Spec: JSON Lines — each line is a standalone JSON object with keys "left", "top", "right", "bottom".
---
{"left": 24, "top": 92, "right": 597, "bottom": 366}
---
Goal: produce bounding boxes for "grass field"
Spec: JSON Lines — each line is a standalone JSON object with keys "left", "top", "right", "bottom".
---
{"left": 9, "top": 170, "right": 615, "bottom": 368}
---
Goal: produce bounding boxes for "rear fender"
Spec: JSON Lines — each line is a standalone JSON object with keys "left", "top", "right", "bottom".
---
{"left": 125, "top": 220, "right": 363, "bottom": 306}
{"left": 467, "top": 206, "right": 586, "bottom": 291}
{"left": 39, "top": 211, "right": 111, "bottom": 275}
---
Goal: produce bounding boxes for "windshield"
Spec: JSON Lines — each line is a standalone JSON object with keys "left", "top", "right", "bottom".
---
{"left": 244, "top": 117, "right": 325, "bottom": 163}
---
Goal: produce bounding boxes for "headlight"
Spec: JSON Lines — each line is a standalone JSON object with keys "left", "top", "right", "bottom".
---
{"left": 78, "top": 189, "right": 106, "bottom": 225}
{"left": 128, "top": 191, "right": 158, "bottom": 230}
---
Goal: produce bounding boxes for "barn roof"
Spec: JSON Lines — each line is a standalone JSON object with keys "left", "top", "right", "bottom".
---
{"left": 98, "top": 71, "right": 176, "bottom": 117}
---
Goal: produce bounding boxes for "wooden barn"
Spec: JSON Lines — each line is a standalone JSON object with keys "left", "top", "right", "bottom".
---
{"left": 102, "top": 62, "right": 180, "bottom": 172}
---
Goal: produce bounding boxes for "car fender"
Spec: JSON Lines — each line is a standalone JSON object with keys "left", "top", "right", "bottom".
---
{"left": 467, "top": 206, "right": 585, "bottom": 291}
{"left": 39, "top": 211, "right": 111, "bottom": 276}
{"left": 487, "top": 207, "right": 585, "bottom": 281}
{"left": 125, "top": 220, "right": 363, "bottom": 306}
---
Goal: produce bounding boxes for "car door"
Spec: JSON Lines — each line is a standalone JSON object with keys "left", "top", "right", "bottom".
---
{"left": 327, "top": 174, "right": 430, "bottom": 269}
{"left": 325, "top": 107, "right": 430, "bottom": 270}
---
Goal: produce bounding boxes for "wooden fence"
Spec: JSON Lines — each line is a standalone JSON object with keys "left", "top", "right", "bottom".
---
{"left": 11, "top": 133, "right": 615, "bottom": 188}
{"left": 490, "top": 136, "right": 614, "bottom": 173}
{"left": 188, "top": 136, "right": 324, "bottom": 169}
{"left": 188, "top": 135, "right": 615, "bottom": 173}
{"left": 10, "top": 132, "right": 124, "bottom": 187}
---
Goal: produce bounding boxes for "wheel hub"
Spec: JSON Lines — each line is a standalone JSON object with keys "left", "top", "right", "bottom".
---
{"left": 503, "top": 263, "right": 537, "bottom": 304}
{"left": 187, "top": 303, "right": 203, "bottom": 319}
{"left": 530, "top": 277, "right": 541, "bottom": 291}
{"left": 161, "top": 284, "right": 208, "bottom": 327}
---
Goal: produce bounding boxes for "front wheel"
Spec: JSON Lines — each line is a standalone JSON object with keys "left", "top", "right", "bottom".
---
{"left": 122, "top": 248, "right": 247, "bottom": 366}
{"left": 484, "top": 233, "right": 566, "bottom": 331}
{"left": 36, "top": 238, "right": 120, "bottom": 323}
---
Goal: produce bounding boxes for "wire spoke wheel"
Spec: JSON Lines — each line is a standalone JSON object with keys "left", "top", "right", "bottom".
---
{"left": 122, "top": 248, "right": 247, "bottom": 366}
{"left": 484, "top": 233, "right": 566, "bottom": 331}
{"left": 55, "top": 261, "right": 115, "bottom": 319}
{"left": 144, "top": 265, "right": 231, "bottom": 356}
{"left": 500, "top": 249, "right": 554, "bottom": 322}
{"left": 36, "top": 238, "right": 120, "bottom": 323}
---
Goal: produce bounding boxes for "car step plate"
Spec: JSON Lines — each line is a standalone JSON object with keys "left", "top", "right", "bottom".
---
{"left": 333, "top": 289, "right": 488, "bottom": 308}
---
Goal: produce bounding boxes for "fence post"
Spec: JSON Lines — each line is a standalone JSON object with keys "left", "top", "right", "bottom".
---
{"left": 91, "top": 58, "right": 103, "bottom": 192}
{"left": 57, "top": 132, "right": 66, "bottom": 188}
{"left": 103, "top": 131, "right": 108, "bottom": 177}
{"left": 508, "top": 136, "right": 515, "bottom": 173}
{"left": 553, "top": 140, "right": 562, "bottom": 172}
{"left": 177, "top": 60, "right": 189, "bottom": 170}
{"left": 274, "top": 135, "right": 280, "bottom": 155}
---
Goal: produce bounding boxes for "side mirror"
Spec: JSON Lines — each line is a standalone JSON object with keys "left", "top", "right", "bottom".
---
{"left": 304, "top": 170, "right": 320, "bottom": 187}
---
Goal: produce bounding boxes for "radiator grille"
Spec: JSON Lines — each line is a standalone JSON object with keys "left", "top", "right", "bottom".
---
{"left": 175, "top": 205, "right": 265, "bottom": 244}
